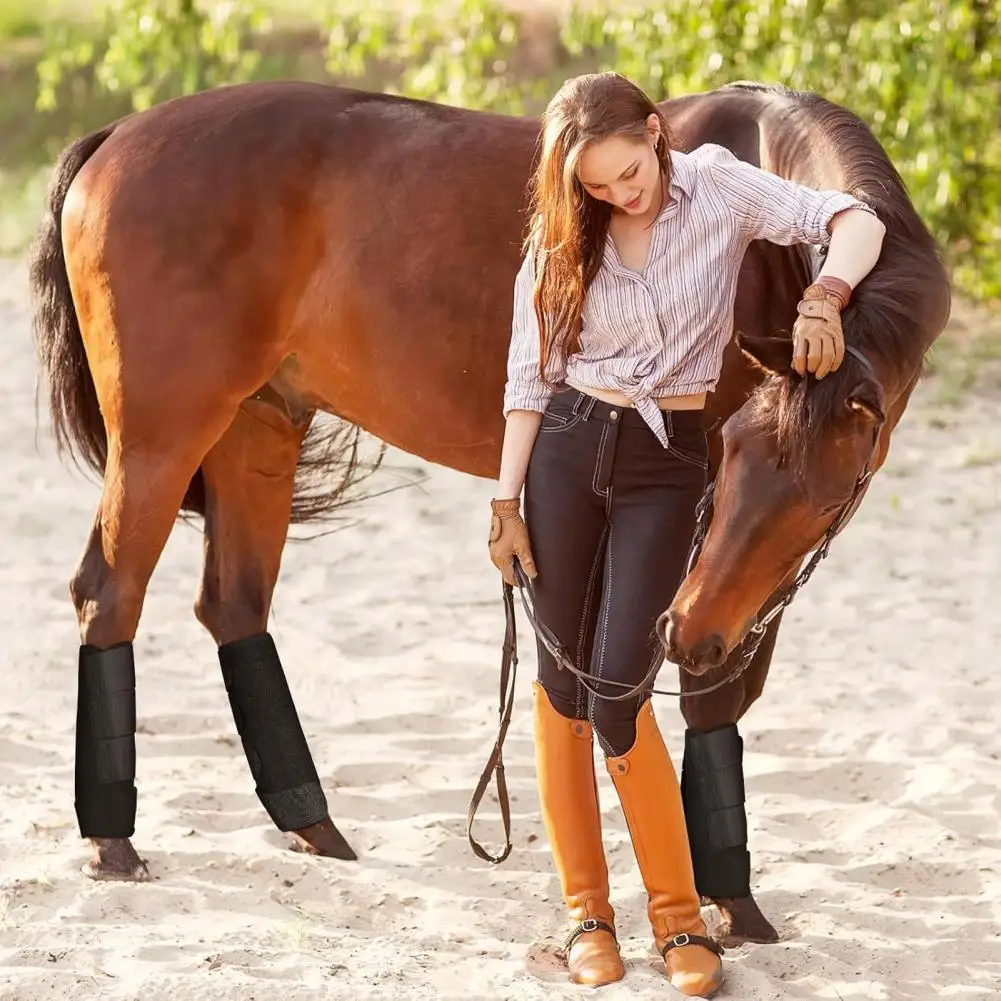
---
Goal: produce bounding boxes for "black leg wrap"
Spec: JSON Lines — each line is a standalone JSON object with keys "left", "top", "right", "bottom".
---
{"left": 218, "top": 632, "right": 328, "bottom": 832}
{"left": 681, "top": 724, "right": 751, "bottom": 899}
{"left": 75, "top": 642, "right": 138, "bottom": 839}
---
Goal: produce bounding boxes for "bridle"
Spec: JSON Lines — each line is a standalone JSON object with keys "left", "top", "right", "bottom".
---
{"left": 467, "top": 344, "right": 883, "bottom": 864}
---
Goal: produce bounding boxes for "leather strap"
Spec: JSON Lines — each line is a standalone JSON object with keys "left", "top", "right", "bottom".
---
{"left": 466, "top": 581, "right": 518, "bottom": 864}
{"left": 796, "top": 296, "right": 835, "bottom": 319}
{"left": 796, "top": 285, "right": 842, "bottom": 324}
{"left": 562, "top": 918, "right": 618, "bottom": 955}
{"left": 661, "top": 932, "right": 725, "bottom": 958}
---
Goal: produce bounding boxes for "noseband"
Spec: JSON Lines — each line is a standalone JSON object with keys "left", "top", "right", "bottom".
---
{"left": 467, "top": 345, "right": 883, "bottom": 863}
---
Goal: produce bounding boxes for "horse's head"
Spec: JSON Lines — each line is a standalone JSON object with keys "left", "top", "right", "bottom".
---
{"left": 659, "top": 332, "right": 886, "bottom": 675}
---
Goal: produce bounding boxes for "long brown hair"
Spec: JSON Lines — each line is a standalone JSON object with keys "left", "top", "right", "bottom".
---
{"left": 526, "top": 72, "right": 673, "bottom": 386}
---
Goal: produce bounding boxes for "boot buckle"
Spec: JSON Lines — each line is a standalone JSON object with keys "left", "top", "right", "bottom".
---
{"left": 661, "top": 931, "right": 725, "bottom": 959}
{"left": 562, "top": 917, "right": 617, "bottom": 955}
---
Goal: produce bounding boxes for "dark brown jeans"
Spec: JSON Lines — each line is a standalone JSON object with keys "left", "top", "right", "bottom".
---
{"left": 524, "top": 389, "right": 708, "bottom": 756}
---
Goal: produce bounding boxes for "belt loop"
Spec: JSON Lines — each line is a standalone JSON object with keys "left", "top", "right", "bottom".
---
{"left": 571, "top": 391, "right": 584, "bottom": 416}
{"left": 663, "top": 409, "right": 674, "bottom": 437}
{"left": 584, "top": 395, "right": 597, "bottom": 420}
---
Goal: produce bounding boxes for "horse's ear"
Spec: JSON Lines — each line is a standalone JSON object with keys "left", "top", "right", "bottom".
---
{"left": 737, "top": 332, "right": 794, "bottom": 376}
{"left": 845, "top": 378, "right": 886, "bottom": 425}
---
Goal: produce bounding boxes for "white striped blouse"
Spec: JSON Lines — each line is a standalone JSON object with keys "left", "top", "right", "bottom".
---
{"left": 502, "top": 143, "right": 877, "bottom": 447}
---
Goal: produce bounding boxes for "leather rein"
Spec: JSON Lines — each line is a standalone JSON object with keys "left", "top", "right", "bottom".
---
{"left": 467, "top": 344, "right": 882, "bottom": 864}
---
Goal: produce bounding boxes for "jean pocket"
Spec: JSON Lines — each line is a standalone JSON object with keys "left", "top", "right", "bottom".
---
{"left": 666, "top": 429, "right": 709, "bottom": 469}
{"left": 540, "top": 406, "right": 582, "bottom": 434}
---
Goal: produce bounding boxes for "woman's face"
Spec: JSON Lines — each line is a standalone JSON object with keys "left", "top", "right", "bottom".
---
{"left": 576, "top": 115, "right": 663, "bottom": 217}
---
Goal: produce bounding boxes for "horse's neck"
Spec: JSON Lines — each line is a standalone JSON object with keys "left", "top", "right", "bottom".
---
{"left": 753, "top": 99, "right": 853, "bottom": 195}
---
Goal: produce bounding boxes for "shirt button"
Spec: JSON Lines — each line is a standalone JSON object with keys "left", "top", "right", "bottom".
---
{"left": 609, "top": 410, "right": 618, "bottom": 420}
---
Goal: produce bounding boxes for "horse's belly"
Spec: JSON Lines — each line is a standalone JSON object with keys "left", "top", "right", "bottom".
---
{"left": 270, "top": 348, "right": 506, "bottom": 480}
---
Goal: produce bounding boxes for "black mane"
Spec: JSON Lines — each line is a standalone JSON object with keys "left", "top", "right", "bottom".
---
{"left": 738, "top": 85, "right": 952, "bottom": 465}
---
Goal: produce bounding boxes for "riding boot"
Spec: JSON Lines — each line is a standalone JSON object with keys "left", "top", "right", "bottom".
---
{"left": 606, "top": 699, "right": 724, "bottom": 998}
{"left": 533, "top": 682, "right": 625, "bottom": 987}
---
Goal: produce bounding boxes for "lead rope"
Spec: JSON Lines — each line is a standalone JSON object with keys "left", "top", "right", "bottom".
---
{"left": 466, "top": 581, "right": 518, "bottom": 864}
{"left": 468, "top": 347, "right": 882, "bottom": 862}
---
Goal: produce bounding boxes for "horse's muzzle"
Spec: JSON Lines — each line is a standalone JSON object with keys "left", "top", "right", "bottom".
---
{"left": 657, "top": 610, "right": 727, "bottom": 676}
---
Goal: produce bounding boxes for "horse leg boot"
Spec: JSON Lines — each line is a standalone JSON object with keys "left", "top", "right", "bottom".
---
{"left": 682, "top": 723, "right": 777, "bottom": 944}
{"left": 533, "top": 683, "right": 624, "bottom": 987}
{"left": 607, "top": 701, "right": 724, "bottom": 997}
{"left": 218, "top": 633, "right": 345, "bottom": 853}
{"left": 75, "top": 642, "right": 143, "bottom": 880}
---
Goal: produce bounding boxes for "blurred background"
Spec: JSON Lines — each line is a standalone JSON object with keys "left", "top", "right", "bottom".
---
{"left": 0, "top": 0, "right": 998, "bottom": 378}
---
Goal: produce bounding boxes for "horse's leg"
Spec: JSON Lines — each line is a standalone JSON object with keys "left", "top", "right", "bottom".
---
{"left": 679, "top": 611, "right": 785, "bottom": 946}
{"left": 194, "top": 399, "right": 356, "bottom": 861}
{"left": 72, "top": 418, "right": 235, "bottom": 881}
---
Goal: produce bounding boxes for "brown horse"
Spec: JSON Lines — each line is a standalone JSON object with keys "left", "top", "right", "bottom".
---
{"left": 30, "top": 78, "right": 949, "bottom": 945}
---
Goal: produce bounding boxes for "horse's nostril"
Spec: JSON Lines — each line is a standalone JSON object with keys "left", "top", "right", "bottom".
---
{"left": 657, "top": 610, "right": 683, "bottom": 661}
{"left": 656, "top": 611, "right": 672, "bottom": 649}
{"left": 696, "top": 633, "right": 727, "bottom": 669}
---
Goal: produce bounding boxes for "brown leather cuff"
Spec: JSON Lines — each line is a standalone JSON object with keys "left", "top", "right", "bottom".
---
{"left": 491, "top": 498, "right": 521, "bottom": 519}
{"left": 811, "top": 276, "right": 852, "bottom": 309}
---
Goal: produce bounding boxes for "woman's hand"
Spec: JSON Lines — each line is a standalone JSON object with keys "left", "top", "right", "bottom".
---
{"left": 793, "top": 206, "right": 886, "bottom": 379}
{"left": 490, "top": 409, "right": 544, "bottom": 584}
{"left": 488, "top": 498, "right": 538, "bottom": 586}
{"left": 791, "top": 283, "right": 845, "bottom": 379}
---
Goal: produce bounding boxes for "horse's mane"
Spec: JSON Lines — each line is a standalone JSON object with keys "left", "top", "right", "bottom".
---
{"left": 729, "top": 83, "right": 952, "bottom": 466}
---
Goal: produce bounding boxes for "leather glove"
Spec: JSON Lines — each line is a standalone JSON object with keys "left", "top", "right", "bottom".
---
{"left": 488, "top": 498, "right": 538, "bottom": 587}
{"left": 792, "top": 281, "right": 847, "bottom": 379}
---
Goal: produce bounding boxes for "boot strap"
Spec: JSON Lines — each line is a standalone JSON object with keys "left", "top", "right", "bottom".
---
{"left": 562, "top": 917, "right": 618, "bottom": 955}
{"left": 661, "top": 932, "right": 724, "bottom": 959}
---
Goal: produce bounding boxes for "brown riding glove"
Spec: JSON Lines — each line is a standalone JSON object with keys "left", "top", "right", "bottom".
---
{"left": 488, "top": 498, "right": 538, "bottom": 587}
{"left": 792, "top": 278, "right": 850, "bottom": 379}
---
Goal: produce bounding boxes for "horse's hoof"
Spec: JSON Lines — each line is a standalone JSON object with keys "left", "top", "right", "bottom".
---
{"left": 711, "top": 894, "right": 780, "bottom": 946}
{"left": 83, "top": 837, "right": 151, "bottom": 882}
{"left": 288, "top": 817, "right": 358, "bottom": 861}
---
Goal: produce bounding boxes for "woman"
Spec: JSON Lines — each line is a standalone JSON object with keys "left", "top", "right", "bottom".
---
{"left": 488, "top": 72, "right": 884, "bottom": 995}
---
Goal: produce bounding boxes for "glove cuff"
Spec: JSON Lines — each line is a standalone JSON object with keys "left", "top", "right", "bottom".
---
{"left": 805, "top": 276, "right": 852, "bottom": 310}
{"left": 490, "top": 498, "right": 521, "bottom": 519}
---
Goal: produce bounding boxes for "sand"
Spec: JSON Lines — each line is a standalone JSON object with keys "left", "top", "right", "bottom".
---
{"left": 0, "top": 255, "right": 998, "bottom": 1000}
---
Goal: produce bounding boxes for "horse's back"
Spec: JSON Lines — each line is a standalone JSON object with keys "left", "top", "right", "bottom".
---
{"left": 56, "top": 81, "right": 541, "bottom": 476}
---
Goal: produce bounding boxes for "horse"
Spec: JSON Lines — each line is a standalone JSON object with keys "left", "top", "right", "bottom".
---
{"left": 29, "top": 77, "right": 950, "bottom": 946}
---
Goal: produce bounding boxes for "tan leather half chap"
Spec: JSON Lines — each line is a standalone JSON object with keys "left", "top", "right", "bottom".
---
{"left": 533, "top": 682, "right": 624, "bottom": 987}
{"left": 607, "top": 700, "right": 724, "bottom": 997}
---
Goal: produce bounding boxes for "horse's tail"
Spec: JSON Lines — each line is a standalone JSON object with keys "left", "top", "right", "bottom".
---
{"left": 30, "top": 125, "right": 117, "bottom": 480}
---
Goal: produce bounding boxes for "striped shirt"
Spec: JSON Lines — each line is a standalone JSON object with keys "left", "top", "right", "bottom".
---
{"left": 502, "top": 143, "right": 877, "bottom": 447}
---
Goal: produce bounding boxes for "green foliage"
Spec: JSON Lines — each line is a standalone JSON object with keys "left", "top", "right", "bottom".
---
{"left": 323, "top": 0, "right": 546, "bottom": 113}
{"left": 36, "top": 0, "right": 271, "bottom": 114}
{"left": 21, "top": 0, "right": 1001, "bottom": 300}
{"left": 0, "top": 7, "right": 43, "bottom": 40}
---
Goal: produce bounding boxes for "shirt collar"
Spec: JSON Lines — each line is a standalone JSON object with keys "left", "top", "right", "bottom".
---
{"left": 668, "top": 149, "right": 697, "bottom": 197}
{"left": 655, "top": 149, "right": 696, "bottom": 223}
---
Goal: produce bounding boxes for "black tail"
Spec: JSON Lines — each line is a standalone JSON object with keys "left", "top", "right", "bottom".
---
{"left": 29, "top": 125, "right": 117, "bottom": 480}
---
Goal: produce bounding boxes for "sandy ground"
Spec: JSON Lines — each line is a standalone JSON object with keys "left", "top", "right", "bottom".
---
{"left": 0, "top": 254, "right": 998, "bottom": 1001}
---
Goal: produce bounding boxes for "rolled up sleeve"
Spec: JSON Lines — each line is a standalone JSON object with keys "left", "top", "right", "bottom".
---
{"left": 703, "top": 144, "right": 878, "bottom": 247}
{"left": 502, "top": 247, "right": 561, "bottom": 416}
